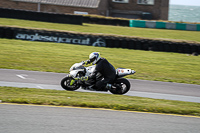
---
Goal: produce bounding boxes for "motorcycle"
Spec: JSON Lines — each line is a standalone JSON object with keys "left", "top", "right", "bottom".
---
{"left": 61, "top": 61, "right": 136, "bottom": 95}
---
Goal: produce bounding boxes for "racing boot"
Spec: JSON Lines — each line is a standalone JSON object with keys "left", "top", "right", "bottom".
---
{"left": 103, "top": 83, "right": 113, "bottom": 91}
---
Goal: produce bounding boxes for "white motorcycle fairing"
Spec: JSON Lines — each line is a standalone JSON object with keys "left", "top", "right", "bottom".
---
{"left": 61, "top": 61, "right": 136, "bottom": 95}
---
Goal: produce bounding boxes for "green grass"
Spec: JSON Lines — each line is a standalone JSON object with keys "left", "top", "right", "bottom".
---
{"left": 1, "top": 18, "right": 200, "bottom": 42}
{"left": 0, "top": 38, "right": 200, "bottom": 85}
{"left": 1, "top": 86, "right": 200, "bottom": 116}
{"left": 1, "top": 18, "right": 200, "bottom": 116}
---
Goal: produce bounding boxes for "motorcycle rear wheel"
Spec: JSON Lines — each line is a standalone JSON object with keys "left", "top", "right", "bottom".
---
{"left": 109, "top": 78, "right": 130, "bottom": 95}
{"left": 61, "top": 76, "right": 80, "bottom": 91}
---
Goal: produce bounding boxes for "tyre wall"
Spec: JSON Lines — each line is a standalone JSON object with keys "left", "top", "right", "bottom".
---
{"left": 0, "top": 26, "right": 199, "bottom": 54}
{"left": 83, "top": 16, "right": 129, "bottom": 27}
{"left": 0, "top": 8, "right": 82, "bottom": 25}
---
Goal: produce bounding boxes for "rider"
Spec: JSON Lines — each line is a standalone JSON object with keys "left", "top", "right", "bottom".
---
{"left": 78, "top": 52, "right": 116, "bottom": 91}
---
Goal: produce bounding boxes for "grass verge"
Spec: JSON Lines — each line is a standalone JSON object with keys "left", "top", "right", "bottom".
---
{"left": 0, "top": 38, "right": 200, "bottom": 85}
{"left": 0, "top": 86, "right": 200, "bottom": 116}
{"left": 0, "top": 18, "right": 200, "bottom": 43}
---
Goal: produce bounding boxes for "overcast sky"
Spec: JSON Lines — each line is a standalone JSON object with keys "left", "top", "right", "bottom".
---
{"left": 170, "top": 0, "right": 200, "bottom": 6}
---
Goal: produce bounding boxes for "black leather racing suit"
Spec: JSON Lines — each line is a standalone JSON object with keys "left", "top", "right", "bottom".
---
{"left": 88, "top": 58, "right": 116, "bottom": 91}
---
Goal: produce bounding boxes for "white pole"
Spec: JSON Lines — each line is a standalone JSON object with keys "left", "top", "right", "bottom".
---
{"left": 37, "top": 0, "right": 41, "bottom": 12}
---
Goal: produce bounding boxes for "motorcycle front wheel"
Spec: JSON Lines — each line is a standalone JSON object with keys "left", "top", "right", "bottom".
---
{"left": 109, "top": 78, "right": 130, "bottom": 95}
{"left": 61, "top": 76, "right": 80, "bottom": 91}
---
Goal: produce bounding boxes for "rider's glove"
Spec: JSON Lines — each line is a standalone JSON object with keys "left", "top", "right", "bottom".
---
{"left": 84, "top": 60, "right": 91, "bottom": 65}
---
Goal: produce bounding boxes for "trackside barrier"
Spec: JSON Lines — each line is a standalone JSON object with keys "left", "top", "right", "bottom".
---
{"left": 0, "top": 8, "right": 82, "bottom": 25}
{"left": 83, "top": 16, "right": 130, "bottom": 27}
{"left": 130, "top": 20, "right": 200, "bottom": 31}
{"left": 129, "top": 20, "right": 146, "bottom": 28}
{"left": 0, "top": 26, "right": 199, "bottom": 55}
{"left": 146, "top": 21, "right": 156, "bottom": 28}
{"left": 166, "top": 23, "right": 176, "bottom": 30}
{"left": 176, "top": 23, "right": 186, "bottom": 30}
{"left": 186, "top": 24, "right": 197, "bottom": 31}
{"left": 197, "top": 25, "right": 200, "bottom": 31}
{"left": 156, "top": 22, "right": 166, "bottom": 29}
{"left": 0, "top": 8, "right": 129, "bottom": 27}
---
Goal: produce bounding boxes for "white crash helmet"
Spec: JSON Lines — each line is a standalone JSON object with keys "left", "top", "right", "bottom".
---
{"left": 89, "top": 52, "right": 101, "bottom": 65}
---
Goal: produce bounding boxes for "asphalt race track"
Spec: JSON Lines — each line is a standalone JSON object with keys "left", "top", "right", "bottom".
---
{"left": 0, "top": 69, "right": 200, "bottom": 103}
{"left": 1, "top": 104, "right": 200, "bottom": 133}
{"left": 1, "top": 69, "right": 200, "bottom": 133}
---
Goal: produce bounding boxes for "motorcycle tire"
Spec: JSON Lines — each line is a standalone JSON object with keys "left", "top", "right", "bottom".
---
{"left": 109, "top": 78, "right": 130, "bottom": 95}
{"left": 61, "top": 76, "right": 80, "bottom": 91}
